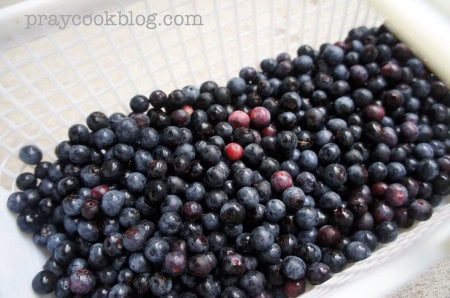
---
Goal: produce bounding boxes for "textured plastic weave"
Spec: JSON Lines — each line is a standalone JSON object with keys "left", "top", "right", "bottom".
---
{"left": 0, "top": 1, "right": 448, "bottom": 297}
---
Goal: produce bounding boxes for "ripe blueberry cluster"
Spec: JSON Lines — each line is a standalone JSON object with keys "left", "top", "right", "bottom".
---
{"left": 7, "top": 25, "right": 450, "bottom": 297}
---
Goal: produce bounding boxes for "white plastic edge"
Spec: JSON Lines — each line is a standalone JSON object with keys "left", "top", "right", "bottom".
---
{"left": 368, "top": 0, "right": 450, "bottom": 86}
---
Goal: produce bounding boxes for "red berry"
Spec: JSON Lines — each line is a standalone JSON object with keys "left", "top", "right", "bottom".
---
{"left": 261, "top": 124, "right": 277, "bottom": 137}
{"left": 284, "top": 279, "right": 306, "bottom": 297}
{"left": 250, "top": 107, "right": 271, "bottom": 128}
{"left": 182, "top": 105, "right": 194, "bottom": 115}
{"left": 228, "top": 110, "right": 250, "bottom": 128}
{"left": 91, "top": 185, "right": 109, "bottom": 200}
{"left": 225, "top": 142, "right": 244, "bottom": 161}
{"left": 271, "top": 170, "right": 293, "bottom": 193}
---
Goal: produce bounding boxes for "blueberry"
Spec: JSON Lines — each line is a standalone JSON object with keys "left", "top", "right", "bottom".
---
{"left": 16, "top": 209, "right": 42, "bottom": 233}
{"left": 265, "top": 199, "right": 286, "bottom": 222}
{"left": 7, "top": 191, "right": 28, "bottom": 213}
{"left": 293, "top": 55, "right": 313, "bottom": 73}
{"left": 416, "top": 159, "right": 439, "bottom": 181}
{"left": 125, "top": 172, "right": 147, "bottom": 193}
{"left": 319, "top": 143, "right": 341, "bottom": 164}
{"left": 224, "top": 224, "right": 244, "bottom": 238}
{"left": 16, "top": 172, "right": 37, "bottom": 190}
{"left": 100, "top": 190, "right": 125, "bottom": 217}
{"left": 234, "top": 167, "right": 254, "bottom": 187}
{"left": 259, "top": 243, "right": 282, "bottom": 264}
{"left": 334, "top": 96, "right": 355, "bottom": 116}
{"left": 196, "top": 275, "right": 222, "bottom": 297}
{"left": 124, "top": 225, "right": 150, "bottom": 252}
{"left": 108, "top": 283, "right": 133, "bottom": 297}
{"left": 69, "top": 269, "right": 96, "bottom": 295}
{"left": 102, "top": 233, "right": 123, "bottom": 257}
{"left": 128, "top": 252, "right": 150, "bottom": 273}
{"left": 118, "top": 207, "right": 140, "bottom": 228}
{"left": 221, "top": 286, "right": 247, "bottom": 298}
{"left": 55, "top": 277, "right": 71, "bottom": 297}
{"left": 57, "top": 176, "right": 80, "bottom": 196}
{"left": 321, "top": 249, "right": 347, "bottom": 273}
{"left": 297, "top": 228, "right": 318, "bottom": 243}
{"left": 31, "top": 270, "right": 57, "bottom": 294}
{"left": 251, "top": 226, "right": 274, "bottom": 251}
{"left": 94, "top": 128, "right": 116, "bottom": 149}
{"left": 368, "top": 162, "right": 388, "bottom": 182}
{"left": 237, "top": 186, "right": 260, "bottom": 209}
{"left": 78, "top": 220, "right": 99, "bottom": 242}
{"left": 306, "top": 262, "right": 332, "bottom": 285}
{"left": 163, "top": 251, "right": 187, "bottom": 276}
{"left": 323, "top": 163, "right": 347, "bottom": 187}
{"left": 297, "top": 242, "right": 322, "bottom": 264}
{"left": 19, "top": 145, "right": 42, "bottom": 165}
{"left": 87, "top": 111, "right": 109, "bottom": 131}
{"left": 239, "top": 271, "right": 266, "bottom": 296}
{"left": 277, "top": 131, "right": 298, "bottom": 152}
{"left": 298, "top": 150, "right": 318, "bottom": 171}
{"left": 351, "top": 230, "right": 378, "bottom": 251}
{"left": 115, "top": 118, "right": 139, "bottom": 144}
{"left": 375, "top": 221, "right": 399, "bottom": 243}
{"left": 319, "top": 191, "right": 342, "bottom": 210}
{"left": 185, "top": 182, "right": 206, "bottom": 201}
{"left": 408, "top": 199, "right": 432, "bottom": 221}
{"left": 182, "top": 85, "right": 200, "bottom": 104}
{"left": 295, "top": 207, "right": 319, "bottom": 229}
{"left": 345, "top": 241, "right": 371, "bottom": 262}
{"left": 220, "top": 201, "right": 245, "bottom": 225}
{"left": 322, "top": 45, "right": 344, "bottom": 66}
{"left": 130, "top": 94, "right": 149, "bottom": 112}
{"left": 188, "top": 253, "right": 214, "bottom": 277}
{"left": 281, "top": 256, "right": 306, "bottom": 280}
{"left": 69, "top": 145, "right": 91, "bottom": 165}
{"left": 277, "top": 233, "right": 298, "bottom": 256}
{"left": 295, "top": 171, "right": 316, "bottom": 193}
{"left": 145, "top": 237, "right": 170, "bottom": 263}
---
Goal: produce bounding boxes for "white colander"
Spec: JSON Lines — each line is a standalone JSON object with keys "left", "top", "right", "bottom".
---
{"left": 0, "top": 0, "right": 449, "bottom": 297}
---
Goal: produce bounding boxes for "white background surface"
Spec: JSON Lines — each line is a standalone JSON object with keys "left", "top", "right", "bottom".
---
{"left": 0, "top": 1, "right": 449, "bottom": 297}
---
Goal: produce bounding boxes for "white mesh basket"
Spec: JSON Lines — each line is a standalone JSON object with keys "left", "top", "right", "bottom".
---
{"left": 0, "top": 0, "right": 449, "bottom": 297}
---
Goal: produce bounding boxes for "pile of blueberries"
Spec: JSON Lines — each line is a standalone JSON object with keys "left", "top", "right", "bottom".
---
{"left": 7, "top": 25, "right": 450, "bottom": 297}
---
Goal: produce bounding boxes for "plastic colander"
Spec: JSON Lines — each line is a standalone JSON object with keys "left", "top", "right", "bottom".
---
{"left": 0, "top": 0, "right": 449, "bottom": 297}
